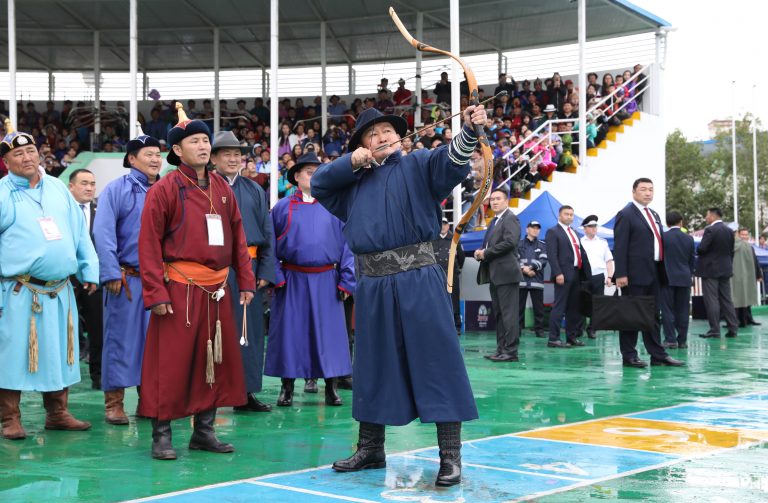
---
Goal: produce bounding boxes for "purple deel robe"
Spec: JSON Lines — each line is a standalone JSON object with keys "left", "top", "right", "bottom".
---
{"left": 265, "top": 192, "right": 355, "bottom": 378}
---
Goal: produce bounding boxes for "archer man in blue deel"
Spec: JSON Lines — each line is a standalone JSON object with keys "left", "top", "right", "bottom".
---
{"left": 312, "top": 103, "right": 488, "bottom": 487}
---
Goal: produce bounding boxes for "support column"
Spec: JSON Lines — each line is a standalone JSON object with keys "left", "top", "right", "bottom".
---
{"left": 213, "top": 28, "right": 220, "bottom": 135}
{"left": 129, "top": 0, "right": 138, "bottom": 138}
{"left": 8, "top": 0, "right": 17, "bottom": 126}
{"left": 753, "top": 84, "right": 759, "bottom": 238}
{"left": 450, "top": 0, "right": 461, "bottom": 228}
{"left": 414, "top": 12, "right": 423, "bottom": 128}
{"left": 94, "top": 31, "right": 101, "bottom": 138}
{"left": 497, "top": 51, "right": 502, "bottom": 75}
{"left": 348, "top": 64, "right": 354, "bottom": 95}
{"left": 261, "top": 65, "right": 266, "bottom": 98}
{"left": 269, "top": 0, "right": 279, "bottom": 207}
{"left": 577, "top": 0, "right": 586, "bottom": 170}
{"left": 48, "top": 71, "right": 54, "bottom": 101}
{"left": 320, "top": 21, "right": 327, "bottom": 135}
{"left": 732, "top": 80, "right": 738, "bottom": 226}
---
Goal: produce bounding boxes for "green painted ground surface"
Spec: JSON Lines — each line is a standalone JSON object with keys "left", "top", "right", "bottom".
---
{"left": 1, "top": 315, "right": 767, "bottom": 502}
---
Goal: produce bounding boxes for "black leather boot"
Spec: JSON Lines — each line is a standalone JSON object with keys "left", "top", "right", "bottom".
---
{"left": 304, "top": 378, "right": 318, "bottom": 393}
{"left": 435, "top": 422, "right": 462, "bottom": 486}
{"left": 747, "top": 307, "right": 762, "bottom": 325}
{"left": 337, "top": 376, "right": 353, "bottom": 390}
{"left": 332, "top": 422, "right": 386, "bottom": 472}
{"left": 324, "top": 378, "right": 342, "bottom": 406}
{"left": 151, "top": 419, "right": 177, "bottom": 460}
{"left": 189, "top": 409, "right": 234, "bottom": 453}
{"left": 277, "top": 378, "right": 295, "bottom": 407}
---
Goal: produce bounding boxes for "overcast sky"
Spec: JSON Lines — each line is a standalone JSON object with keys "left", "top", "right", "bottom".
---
{"left": 630, "top": 0, "right": 768, "bottom": 140}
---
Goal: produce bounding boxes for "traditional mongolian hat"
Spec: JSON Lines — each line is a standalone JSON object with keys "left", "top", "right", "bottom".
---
{"left": 123, "top": 122, "right": 161, "bottom": 168}
{"left": 211, "top": 130, "right": 249, "bottom": 154}
{"left": 0, "top": 118, "right": 36, "bottom": 157}
{"left": 166, "top": 102, "right": 211, "bottom": 166}
{"left": 348, "top": 108, "right": 407, "bottom": 151}
{"left": 288, "top": 151, "right": 322, "bottom": 186}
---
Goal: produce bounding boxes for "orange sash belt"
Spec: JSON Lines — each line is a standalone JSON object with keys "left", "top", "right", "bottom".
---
{"left": 247, "top": 246, "right": 259, "bottom": 259}
{"left": 164, "top": 261, "right": 229, "bottom": 286}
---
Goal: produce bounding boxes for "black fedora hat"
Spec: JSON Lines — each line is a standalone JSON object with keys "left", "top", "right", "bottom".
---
{"left": 288, "top": 151, "right": 322, "bottom": 186}
{"left": 348, "top": 108, "right": 407, "bottom": 151}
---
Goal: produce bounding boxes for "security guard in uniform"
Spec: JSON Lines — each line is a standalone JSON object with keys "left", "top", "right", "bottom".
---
{"left": 518, "top": 221, "right": 547, "bottom": 337}
{"left": 434, "top": 217, "right": 466, "bottom": 334}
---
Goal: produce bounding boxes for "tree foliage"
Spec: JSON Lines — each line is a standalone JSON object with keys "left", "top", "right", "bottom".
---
{"left": 666, "top": 117, "right": 768, "bottom": 233}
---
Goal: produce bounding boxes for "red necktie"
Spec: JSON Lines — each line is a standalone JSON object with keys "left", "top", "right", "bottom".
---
{"left": 644, "top": 207, "right": 664, "bottom": 260}
{"left": 566, "top": 227, "right": 582, "bottom": 269}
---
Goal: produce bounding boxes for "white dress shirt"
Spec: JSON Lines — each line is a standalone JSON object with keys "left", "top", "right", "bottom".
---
{"left": 580, "top": 234, "right": 613, "bottom": 276}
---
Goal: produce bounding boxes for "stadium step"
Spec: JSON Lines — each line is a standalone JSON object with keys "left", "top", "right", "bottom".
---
{"left": 609, "top": 124, "right": 625, "bottom": 134}
{"left": 606, "top": 131, "right": 618, "bottom": 142}
{"left": 587, "top": 148, "right": 599, "bottom": 157}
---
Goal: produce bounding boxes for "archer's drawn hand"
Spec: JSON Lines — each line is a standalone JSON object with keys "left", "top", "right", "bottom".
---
{"left": 351, "top": 147, "right": 375, "bottom": 169}
{"left": 463, "top": 105, "right": 488, "bottom": 129}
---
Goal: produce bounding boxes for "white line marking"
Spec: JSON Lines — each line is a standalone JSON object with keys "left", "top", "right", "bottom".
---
{"left": 247, "top": 481, "right": 379, "bottom": 502}
{"left": 402, "top": 454, "right": 585, "bottom": 482}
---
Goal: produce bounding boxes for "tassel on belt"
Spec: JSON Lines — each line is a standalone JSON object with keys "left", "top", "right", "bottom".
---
{"left": 163, "top": 261, "right": 230, "bottom": 386}
{"left": 8, "top": 276, "right": 72, "bottom": 374}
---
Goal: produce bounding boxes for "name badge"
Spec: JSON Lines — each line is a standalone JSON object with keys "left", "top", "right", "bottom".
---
{"left": 206, "top": 214, "right": 224, "bottom": 246}
{"left": 38, "top": 217, "right": 63, "bottom": 241}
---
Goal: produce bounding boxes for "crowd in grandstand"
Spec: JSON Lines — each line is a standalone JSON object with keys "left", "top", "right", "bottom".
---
{"left": 0, "top": 65, "right": 647, "bottom": 206}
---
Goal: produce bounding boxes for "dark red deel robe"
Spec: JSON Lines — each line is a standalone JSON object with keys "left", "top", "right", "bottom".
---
{"left": 137, "top": 164, "right": 256, "bottom": 420}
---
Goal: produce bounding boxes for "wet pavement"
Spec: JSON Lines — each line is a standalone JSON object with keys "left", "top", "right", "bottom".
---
{"left": 1, "top": 312, "right": 766, "bottom": 502}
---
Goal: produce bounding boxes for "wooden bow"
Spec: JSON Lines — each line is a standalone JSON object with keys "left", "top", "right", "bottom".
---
{"left": 389, "top": 7, "right": 494, "bottom": 293}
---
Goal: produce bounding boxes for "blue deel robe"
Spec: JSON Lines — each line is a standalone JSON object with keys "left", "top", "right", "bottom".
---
{"left": 264, "top": 192, "right": 355, "bottom": 379}
{"left": 92, "top": 168, "right": 153, "bottom": 391}
{"left": 219, "top": 173, "right": 276, "bottom": 393}
{"left": 312, "top": 133, "right": 479, "bottom": 425}
{"left": 0, "top": 170, "right": 99, "bottom": 391}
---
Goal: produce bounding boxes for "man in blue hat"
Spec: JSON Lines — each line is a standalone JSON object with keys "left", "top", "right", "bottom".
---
{"left": 210, "top": 130, "right": 276, "bottom": 413}
{"left": 312, "top": 104, "right": 487, "bottom": 486}
{"left": 92, "top": 130, "right": 162, "bottom": 425}
{"left": 137, "top": 104, "right": 256, "bottom": 459}
{"left": 265, "top": 151, "right": 355, "bottom": 408}
{"left": 0, "top": 119, "right": 98, "bottom": 440}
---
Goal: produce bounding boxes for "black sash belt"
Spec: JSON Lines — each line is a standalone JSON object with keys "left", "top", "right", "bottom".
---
{"left": 359, "top": 241, "right": 436, "bottom": 277}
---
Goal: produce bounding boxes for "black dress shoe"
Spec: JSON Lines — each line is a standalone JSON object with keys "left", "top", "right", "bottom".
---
{"left": 234, "top": 394, "right": 272, "bottom": 412}
{"left": 535, "top": 331, "right": 547, "bottom": 338}
{"left": 663, "top": 342, "right": 678, "bottom": 349}
{"left": 568, "top": 339, "right": 585, "bottom": 347}
{"left": 698, "top": 333, "right": 720, "bottom": 339}
{"left": 725, "top": 332, "right": 737, "bottom": 338}
{"left": 623, "top": 358, "right": 648, "bottom": 368}
{"left": 489, "top": 354, "right": 519, "bottom": 362}
{"left": 483, "top": 353, "right": 500, "bottom": 360}
{"left": 678, "top": 343, "right": 688, "bottom": 349}
{"left": 650, "top": 356, "right": 685, "bottom": 366}
{"left": 547, "top": 341, "right": 571, "bottom": 348}
{"left": 587, "top": 330, "right": 597, "bottom": 339}
{"left": 749, "top": 320, "right": 762, "bottom": 326}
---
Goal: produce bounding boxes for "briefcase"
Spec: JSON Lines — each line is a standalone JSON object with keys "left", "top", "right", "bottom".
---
{"left": 590, "top": 293, "right": 657, "bottom": 332}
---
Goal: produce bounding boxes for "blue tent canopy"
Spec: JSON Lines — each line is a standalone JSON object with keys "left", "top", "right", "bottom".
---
{"left": 460, "top": 191, "right": 615, "bottom": 252}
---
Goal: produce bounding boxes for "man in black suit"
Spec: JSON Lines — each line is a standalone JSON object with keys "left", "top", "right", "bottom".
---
{"left": 475, "top": 186, "right": 523, "bottom": 362}
{"left": 696, "top": 207, "right": 739, "bottom": 339}
{"left": 545, "top": 205, "right": 591, "bottom": 348}
{"left": 435, "top": 217, "right": 466, "bottom": 334}
{"left": 68, "top": 169, "right": 103, "bottom": 389}
{"left": 614, "top": 178, "right": 683, "bottom": 367}
{"left": 661, "top": 211, "right": 695, "bottom": 349}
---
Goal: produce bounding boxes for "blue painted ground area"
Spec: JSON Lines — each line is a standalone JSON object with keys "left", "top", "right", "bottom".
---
{"left": 631, "top": 395, "right": 768, "bottom": 431}
{"left": 145, "top": 392, "right": 766, "bottom": 503}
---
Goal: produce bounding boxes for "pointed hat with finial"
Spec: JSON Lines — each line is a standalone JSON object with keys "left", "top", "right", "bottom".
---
{"left": 0, "top": 118, "right": 36, "bottom": 157}
{"left": 166, "top": 102, "right": 211, "bottom": 166}
{"left": 123, "top": 120, "right": 162, "bottom": 168}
